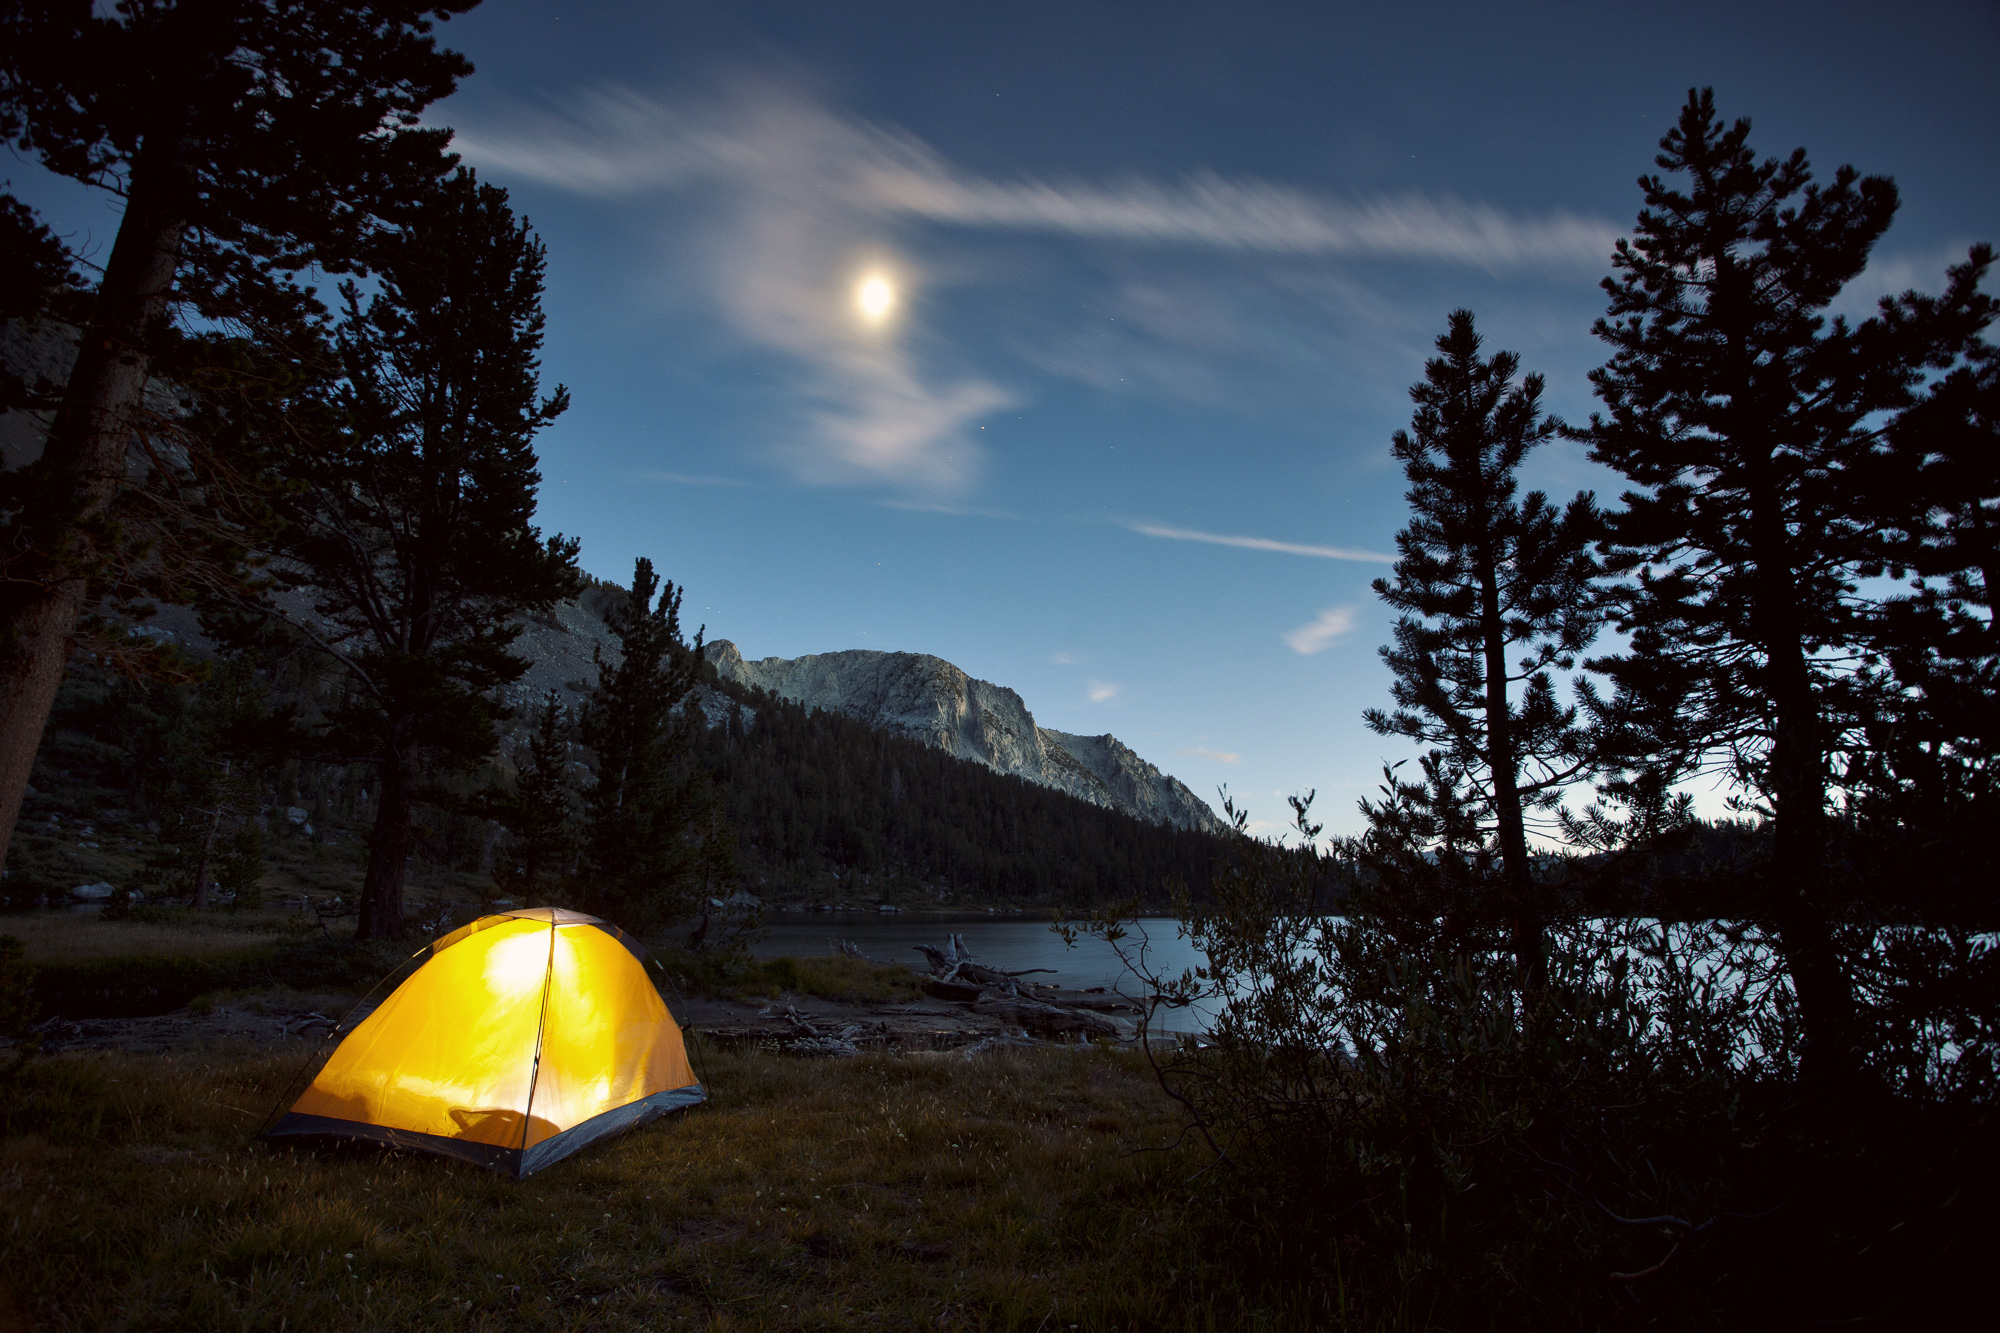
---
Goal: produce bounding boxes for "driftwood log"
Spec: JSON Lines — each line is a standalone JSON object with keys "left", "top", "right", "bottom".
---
{"left": 910, "top": 934, "right": 1119, "bottom": 1038}
{"left": 973, "top": 996, "right": 1120, "bottom": 1040}
{"left": 912, "top": 935, "right": 1056, "bottom": 997}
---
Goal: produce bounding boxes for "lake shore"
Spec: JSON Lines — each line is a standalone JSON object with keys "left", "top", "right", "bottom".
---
{"left": 18, "top": 977, "right": 1143, "bottom": 1061}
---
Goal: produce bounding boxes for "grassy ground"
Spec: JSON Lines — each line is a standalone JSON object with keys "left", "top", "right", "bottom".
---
{"left": 0, "top": 1043, "right": 1317, "bottom": 1333}
{"left": 723, "top": 956, "right": 928, "bottom": 1006}
{"left": 4, "top": 909, "right": 316, "bottom": 963}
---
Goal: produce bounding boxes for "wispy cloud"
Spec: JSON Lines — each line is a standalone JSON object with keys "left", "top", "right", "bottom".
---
{"left": 1087, "top": 680, "right": 1122, "bottom": 703}
{"left": 888, "top": 170, "right": 1616, "bottom": 272}
{"left": 1123, "top": 520, "right": 1393, "bottom": 563}
{"left": 1284, "top": 606, "right": 1359, "bottom": 655}
{"left": 453, "top": 80, "right": 1621, "bottom": 493}
{"left": 457, "top": 83, "right": 1617, "bottom": 272}
{"left": 637, "top": 470, "right": 754, "bottom": 487}
{"left": 458, "top": 82, "right": 1009, "bottom": 494}
{"left": 1052, "top": 651, "right": 1076, "bottom": 665}
{"left": 1178, "top": 745, "right": 1241, "bottom": 764}
{"left": 874, "top": 497, "right": 1016, "bottom": 518}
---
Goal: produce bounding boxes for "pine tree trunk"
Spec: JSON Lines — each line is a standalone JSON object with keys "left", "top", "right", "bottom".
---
{"left": 1768, "top": 640, "right": 1855, "bottom": 1092}
{"left": 191, "top": 811, "right": 219, "bottom": 911}
{"left": 1480, "top": 547, "right": 1544, "bottom": 992}
{"left": 1752, "top": 464, "right": 1857, "bottom": 1094}
{"left": 0, "top": 591, "right": 86, "bottom": 868}
{"left": 0, "top": 125, "right": 190, "bottom": 868}
{"left": 358, "top": 747, "right": 417, "bottom": 940}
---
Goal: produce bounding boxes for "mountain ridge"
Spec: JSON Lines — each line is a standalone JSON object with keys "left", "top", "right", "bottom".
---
{"left": 703, "top": 640, "right": 1226, "bottom": 836}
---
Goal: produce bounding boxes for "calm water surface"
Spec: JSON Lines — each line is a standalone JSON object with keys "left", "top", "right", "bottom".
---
{"left": 753, "top": 911, "right": 1214, "bottom": 1032}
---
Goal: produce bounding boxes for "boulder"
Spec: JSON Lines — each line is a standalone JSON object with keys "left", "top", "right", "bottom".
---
{"left": 70, "top": 882, "right": 114, "bottom": 901}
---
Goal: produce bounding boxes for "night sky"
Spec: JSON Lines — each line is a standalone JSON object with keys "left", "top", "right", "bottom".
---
{"left": 13, "top": 0, "right": 1998, "bottom": 836}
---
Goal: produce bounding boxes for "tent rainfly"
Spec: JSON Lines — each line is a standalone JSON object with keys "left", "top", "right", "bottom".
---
{"left": 265, "top": 908, "right": 704, "bottom": 1177}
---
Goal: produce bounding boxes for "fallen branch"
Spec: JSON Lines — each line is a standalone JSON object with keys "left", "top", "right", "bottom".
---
{"left": 1610, "top": 1240, "right": 1682, "bottom": 1282}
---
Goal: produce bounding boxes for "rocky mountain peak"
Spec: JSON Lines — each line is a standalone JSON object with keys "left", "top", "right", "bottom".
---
{"left": 704, "top": 640, "right": 1226, "bottom": 836}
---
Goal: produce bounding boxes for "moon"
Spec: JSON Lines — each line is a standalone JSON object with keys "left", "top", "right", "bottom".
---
{"left": 855, "top": 274, "right": 895, "bottom": 325}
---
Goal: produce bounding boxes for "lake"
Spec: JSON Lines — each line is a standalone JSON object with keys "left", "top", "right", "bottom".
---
{"left": 753, "top": 910, "right": 1214, "bottom": 1033}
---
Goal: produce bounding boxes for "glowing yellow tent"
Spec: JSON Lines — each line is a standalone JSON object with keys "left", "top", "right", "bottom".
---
{"left": 265, "top": 908, "right": 703, "bottom": 1177}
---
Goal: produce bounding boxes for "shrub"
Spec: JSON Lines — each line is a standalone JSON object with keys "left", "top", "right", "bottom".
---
{"left": 1071, "top": 795, "right": 1992, "bottom": 1325}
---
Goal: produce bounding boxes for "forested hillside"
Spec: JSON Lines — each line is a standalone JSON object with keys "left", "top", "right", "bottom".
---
{"left": 1, "top": 652, "right": 1243, "bottom": 913}
{"left": 696, "top": 678, "right": 1243, "bottom": 907}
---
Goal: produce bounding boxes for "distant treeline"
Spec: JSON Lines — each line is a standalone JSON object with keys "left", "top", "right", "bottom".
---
{"left": 695, "top": 677, "right": 1246, "bottom": 906}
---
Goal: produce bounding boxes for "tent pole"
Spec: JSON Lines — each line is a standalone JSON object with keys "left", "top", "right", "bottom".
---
{"left": 519, "top": 916, "right": 559, "bottom": 1165}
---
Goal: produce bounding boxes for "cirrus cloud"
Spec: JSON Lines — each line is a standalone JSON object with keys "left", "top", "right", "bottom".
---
{"left": 1122, "top": 519, "right": 1392, "bottom": 563}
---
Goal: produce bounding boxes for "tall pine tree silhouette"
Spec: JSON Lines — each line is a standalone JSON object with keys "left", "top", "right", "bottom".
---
{"left": 494, "top": 690, "right": 580, "bottom": 902}
{"left": 1847, "top": 274, "right": 1998, "bottom": 922}
{"left": 0, "top": 0, "right": 473, "bottom": 868}
{"left": 1579, "top": 89, "right": 1994, "bottom": 1089}
{"left": 275, "top": 170, "right": 579, "bottom": 940}
{"left": 1367, "top": 310, "right": 1599, "bottom": 989}
{"left": 581, "top": 559, "right": 733, "bottom": 933}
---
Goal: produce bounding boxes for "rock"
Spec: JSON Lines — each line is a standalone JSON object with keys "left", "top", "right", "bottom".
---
{"left": 285, "top": 806, "right": 309, "bottom": 824}
{"left": 70, "top": 882, "right": 114, "bottom": 901}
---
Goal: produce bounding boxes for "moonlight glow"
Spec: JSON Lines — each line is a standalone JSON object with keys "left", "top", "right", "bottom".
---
{"left": 855, "top": 274, "right": 895, "bottom": 324}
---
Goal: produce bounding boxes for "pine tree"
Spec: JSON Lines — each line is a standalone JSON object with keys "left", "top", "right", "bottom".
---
{"left": 0, "top": 0, "right": 473, "bottom": 868}
{"left": 0, "top": 193, "right": 87, "bottom": 412}
{"left": 1846, "top": 303, "right": 1998, "bottom": 920}
{"left": 1365, "top": 310, "right": 1599, "bottom": 988}
{"left": 156, "top": 657, "right": 270, "bottom": 910}
{"left": 493, "top": 689, "right": 579, "bottom": 902}
{"left": 579, "top": 558, "right": 732, "bottom": 933}
{"left": 1578, "top": 89, "right": 1995, "bottom": 1088}
{"left": 274, "top": 169, "right": 580, "bottom": 940}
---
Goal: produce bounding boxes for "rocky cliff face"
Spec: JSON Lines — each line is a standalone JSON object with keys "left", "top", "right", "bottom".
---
{"left": 704, "top": 641, "right": 1226, "bottom": 836}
